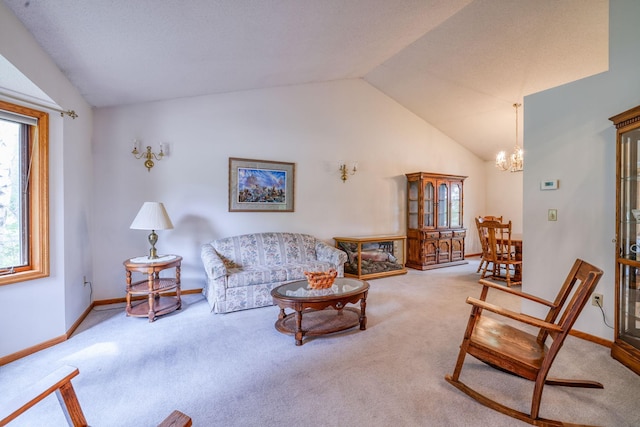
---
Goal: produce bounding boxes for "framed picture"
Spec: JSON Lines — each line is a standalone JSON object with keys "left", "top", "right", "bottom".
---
{"left": 229, "top": 157, "right": 295, "bottom": 212}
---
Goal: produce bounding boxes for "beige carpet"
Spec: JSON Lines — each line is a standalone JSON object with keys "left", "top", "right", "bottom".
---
{"left": 2, "top": 260, "right": 638, "bottom": 426}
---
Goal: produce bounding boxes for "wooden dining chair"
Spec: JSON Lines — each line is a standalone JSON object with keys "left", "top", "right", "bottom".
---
{"left": 475, "top": 217, "right": 490, "bottom": 273}
{"left": 478, "top": 219, "right": 521, "bottom": 286}
{"left": 445, "top": 258, "right": 604, "bottom": 426}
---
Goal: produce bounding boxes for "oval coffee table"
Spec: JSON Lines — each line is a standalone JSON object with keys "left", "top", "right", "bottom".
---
{"left": 271, "top": 277, "right": 369, "bottom": 346}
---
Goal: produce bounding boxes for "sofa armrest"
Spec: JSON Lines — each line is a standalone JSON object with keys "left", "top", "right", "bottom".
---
{"left": 316, "top": 241, "right": 348, "bottom": 266}
{"left": 201, "top": 244, "right": 228, "bottom": 280}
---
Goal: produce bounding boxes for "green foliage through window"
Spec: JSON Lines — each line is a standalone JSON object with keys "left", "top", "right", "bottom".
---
{"left": 0, "top": 119, "right": 24, "bottom": 270}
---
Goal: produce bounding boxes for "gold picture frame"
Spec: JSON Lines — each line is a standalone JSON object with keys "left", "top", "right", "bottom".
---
{"left": 228, "top": 157, "right": 295, "bottom": 212}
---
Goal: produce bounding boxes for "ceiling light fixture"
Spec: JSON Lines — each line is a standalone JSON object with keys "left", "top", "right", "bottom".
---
{"left": 495, "top": 103, "right": 523, "bottom": 172}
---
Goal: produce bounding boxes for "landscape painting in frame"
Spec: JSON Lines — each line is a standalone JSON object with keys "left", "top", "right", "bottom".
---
{"left": 229, "top": 158, "right": 295, "bottom": 212}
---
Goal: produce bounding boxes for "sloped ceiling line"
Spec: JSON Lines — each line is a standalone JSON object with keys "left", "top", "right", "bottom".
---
{"left": 2, "top": 0, "right": 608, "bottom": 160}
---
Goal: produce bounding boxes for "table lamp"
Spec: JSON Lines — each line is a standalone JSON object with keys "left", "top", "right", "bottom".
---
{"left": 130, "top": 202, "right": 174, "bottom": 259}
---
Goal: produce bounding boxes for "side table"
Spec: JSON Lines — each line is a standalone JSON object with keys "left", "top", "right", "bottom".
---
{"left": 123, "top": 255, "right": 183, "bottom": 322}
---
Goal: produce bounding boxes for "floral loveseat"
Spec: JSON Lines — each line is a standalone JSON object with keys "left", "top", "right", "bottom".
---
{"left": 201, "top": 232, "right": 348, "bottom": 313}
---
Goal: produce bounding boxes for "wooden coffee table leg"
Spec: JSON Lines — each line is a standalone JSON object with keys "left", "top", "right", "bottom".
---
{"left": 359, "top": 296, "right": 367, "bottom": 330}
{"left": 295, "top": 309, "right": 303, "bottom": 346}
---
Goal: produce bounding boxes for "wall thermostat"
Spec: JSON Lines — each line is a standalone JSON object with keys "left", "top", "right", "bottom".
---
{"left": 540, "top": 180, "right": 559, "bottom": 190}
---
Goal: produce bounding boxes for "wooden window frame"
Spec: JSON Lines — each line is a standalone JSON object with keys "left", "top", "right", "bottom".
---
{"left": 0, "top": 100, "right": 49, "bottom": 286}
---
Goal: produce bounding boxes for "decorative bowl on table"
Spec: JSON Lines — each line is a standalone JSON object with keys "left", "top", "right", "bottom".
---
{"left": 304, "top": 268, "right": 338, "bottom": 289}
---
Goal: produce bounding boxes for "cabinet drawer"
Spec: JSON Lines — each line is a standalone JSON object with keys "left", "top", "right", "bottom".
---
{"left": 424, "top": 232, "right": 439, "bottom": 239}
{"left": 440, "top": 231, "right": 453, "bottom": 238}
{"left": 453, "top": 230, "right": 466, "bottom": 238}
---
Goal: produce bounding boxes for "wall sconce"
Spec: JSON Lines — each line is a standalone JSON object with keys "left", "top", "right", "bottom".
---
{"left": 339, "top": 162, "right": 358, "bottom": 182}
{"left": 131, "top": 139, "right": 165, "bottom": 172}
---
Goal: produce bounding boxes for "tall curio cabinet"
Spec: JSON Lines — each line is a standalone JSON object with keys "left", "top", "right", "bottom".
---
{"left": 610, "top": 105, "right": 640, "bottom": 375}
{"left": 405, "top": 172, "right": 467, "bottom": 270}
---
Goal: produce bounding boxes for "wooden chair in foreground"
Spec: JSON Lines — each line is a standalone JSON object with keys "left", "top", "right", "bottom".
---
{"left": 445, "top": 258, "right": 604, "bottom": 426}
{"left": 0, "top": 365, "right": 191, "bottom": 427}
{"left": 478, "top": 219, "right": 521, "bottom": 286}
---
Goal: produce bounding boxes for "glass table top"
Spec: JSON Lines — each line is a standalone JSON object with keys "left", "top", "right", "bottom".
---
{"left": 272, "top": 277, "right": 368, "bottom": 299}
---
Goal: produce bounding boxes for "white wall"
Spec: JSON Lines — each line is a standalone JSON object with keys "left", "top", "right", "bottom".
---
{"left": 0, "top": 2, "right": 93, "bottom": 358}
{"left": 522, "top": 0, "right": 635, "bottom": 340}
{"left": 484, "top": 162, "right": 523, "bottom": 234}
{"left": 92, "top": 79, "right": 486, "bottom": 300}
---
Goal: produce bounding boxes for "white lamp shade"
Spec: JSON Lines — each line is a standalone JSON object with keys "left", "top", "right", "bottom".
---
{"left": 130, "top": 202, "right": 174, "bottom": 230}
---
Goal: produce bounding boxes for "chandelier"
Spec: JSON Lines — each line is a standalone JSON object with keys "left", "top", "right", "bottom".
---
{"left": 495, "top": 103, "right": 523, "bottom": 172}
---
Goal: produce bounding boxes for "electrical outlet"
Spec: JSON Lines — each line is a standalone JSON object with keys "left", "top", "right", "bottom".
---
{"left": 592, "top": 293, "right": 603, "bottom": 307}
{"left": 83, "top": 276, "right": 89, "bottom": 286}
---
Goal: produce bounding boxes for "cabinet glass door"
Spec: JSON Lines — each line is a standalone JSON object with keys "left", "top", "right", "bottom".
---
{"left": 619, "top": 265, "right": 640, "bottom": 347}
{"left": 450, "top": 182, "right": 462, "bottom": 228}
{"left": 437, "top": 182, "right": 448, "bottom": 228}
{"left": 423, "top": 181, "right": 434, "bottom": 228}
{"left": 619, "top": 128, "right": 640, "bottom": 348}
{"left": 408, "top": 181, "right": 419, "bottom": 229}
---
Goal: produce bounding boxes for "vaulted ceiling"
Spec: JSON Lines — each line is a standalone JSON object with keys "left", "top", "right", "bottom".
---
{"left": 2, "top": 0, "right": 608, "bottom": 161}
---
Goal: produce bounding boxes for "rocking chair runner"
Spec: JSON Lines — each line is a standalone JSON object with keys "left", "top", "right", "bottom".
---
{"left": 445, "top": 258, "right": 604, "bottom": 426}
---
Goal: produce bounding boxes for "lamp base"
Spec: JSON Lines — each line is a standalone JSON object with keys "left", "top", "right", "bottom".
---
{"left": 147, "top": 230, "right": 159, "bottom": 259}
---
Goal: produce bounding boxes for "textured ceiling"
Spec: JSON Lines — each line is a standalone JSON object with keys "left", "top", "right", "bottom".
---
{"left": 2, "top": 0, "right": 608, "bottom": 160}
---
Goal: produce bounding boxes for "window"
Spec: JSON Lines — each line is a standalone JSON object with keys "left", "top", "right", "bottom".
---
{"left": 0, "top": 100, "right": 49, "bottom": 285}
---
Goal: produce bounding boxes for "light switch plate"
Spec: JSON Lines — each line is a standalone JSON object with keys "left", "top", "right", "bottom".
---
{"left": 548, "top": 209, "right": 557, "bottom": 221}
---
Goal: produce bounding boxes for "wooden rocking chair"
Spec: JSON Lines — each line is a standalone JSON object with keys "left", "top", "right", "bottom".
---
{"left": 445, "top": 258, "right": 604, "bottom": 426}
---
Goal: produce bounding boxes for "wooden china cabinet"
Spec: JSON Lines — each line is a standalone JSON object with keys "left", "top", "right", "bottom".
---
{"left": 610, "top": 105, "right": 640, "bottom": 375}
{"left": 405, "top": 172, "right": 467, "bottom": 270}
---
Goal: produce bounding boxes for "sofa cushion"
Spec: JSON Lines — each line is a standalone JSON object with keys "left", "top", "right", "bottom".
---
{"left": 226, "top": 266, "right": 288, "bottom": 288}
{"left": 226, "top": 261, "right": 337, "bottom": 288}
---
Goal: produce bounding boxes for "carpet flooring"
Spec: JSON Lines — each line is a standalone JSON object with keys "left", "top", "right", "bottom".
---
{"left": 1, "top": 260, "right": 638, "bottom": 426}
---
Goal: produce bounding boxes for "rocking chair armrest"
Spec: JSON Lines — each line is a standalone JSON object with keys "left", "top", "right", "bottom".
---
{"left": 478, "top": 279, "right": 556, "bottom": 308}
{"left": 466, "top": 297, "right": 563, "bottom": 332}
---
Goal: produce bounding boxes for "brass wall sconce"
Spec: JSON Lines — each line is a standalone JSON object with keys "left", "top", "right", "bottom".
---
{"left": 339, "top": 162, "right": 358, "bottom": 182}
{"left": 132, "top": 139, "right": 165, "bottom": 172}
